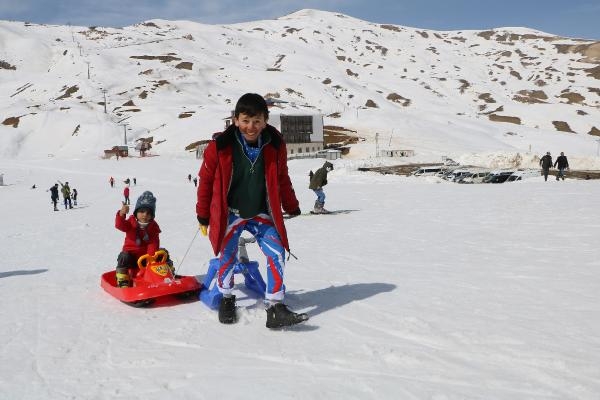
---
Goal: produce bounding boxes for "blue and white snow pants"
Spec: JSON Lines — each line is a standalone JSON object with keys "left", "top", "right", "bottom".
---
{"left": 217, "top": 212, "right": 286, "bottom": 301}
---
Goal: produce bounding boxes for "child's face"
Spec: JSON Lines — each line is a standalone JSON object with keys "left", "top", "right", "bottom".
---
{"left": 234, "top": 112, "right": 267, "bottom": 143}
{"left": 136, "top": 209, "right": 152, "bottom": 223}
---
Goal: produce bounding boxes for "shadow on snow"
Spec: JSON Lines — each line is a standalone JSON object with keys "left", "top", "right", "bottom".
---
{"left": 0, "top": 269, "right": 48, "bottom": 279}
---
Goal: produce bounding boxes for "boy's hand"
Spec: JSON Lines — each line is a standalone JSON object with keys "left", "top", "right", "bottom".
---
{"left": 199, "top": 225, "right": 208, "bottom": 236}
{"left": 197, "top": 215, "right": 209, "bottom": 236}
{"left": 119, "top": 202, "right": 129, "bottom": 216}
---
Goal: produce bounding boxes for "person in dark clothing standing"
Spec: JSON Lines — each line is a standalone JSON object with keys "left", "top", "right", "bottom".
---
{"left": 72, "top": 188, "right": 78, "bottom": 206}
{"left": 539, "top": 152, "right": 553, "bottom": 181}
{"left": 553, "top": 152, "right": 569, "bottom": 181}
{"left": 48, "top": 183, "right": 59, "bottom": 211}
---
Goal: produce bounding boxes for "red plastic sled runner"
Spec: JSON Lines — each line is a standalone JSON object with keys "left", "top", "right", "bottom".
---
{"left": 101, "top": 250, "right": 200, "bottom": 307}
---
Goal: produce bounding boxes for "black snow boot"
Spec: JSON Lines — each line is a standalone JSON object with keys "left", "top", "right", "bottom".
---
{"left": 266, "top": 303, "right": 309, "bottom": 329}
{"left": 218, "top": 295, "right": 237, "bottom": 324}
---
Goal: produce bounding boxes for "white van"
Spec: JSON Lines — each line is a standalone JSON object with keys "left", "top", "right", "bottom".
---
{"left": 506, "top": 169, "right": 541, "bottom": 182}
{"left": 411, "top": 166, "right": 444, "bottom": 177}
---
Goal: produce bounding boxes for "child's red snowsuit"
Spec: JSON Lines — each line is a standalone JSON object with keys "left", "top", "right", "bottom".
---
{"left": 115, "top": 212, "right": 161, "bottom": 260}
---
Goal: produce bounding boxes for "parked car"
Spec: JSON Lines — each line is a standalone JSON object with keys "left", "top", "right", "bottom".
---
{"left": 458, "top": 170, "right": 490, "bottom": 184}
{"left": 505, "top": 169, "right": 541, "bottom": 182}
{"left": 483, "top": 170, "right": 515, "bottom": 183}
{"left": 444, "top": 168, "right": 473, "bottom": 182}
{"left": 436, "top": 168, "right": 456, "bottom": 179}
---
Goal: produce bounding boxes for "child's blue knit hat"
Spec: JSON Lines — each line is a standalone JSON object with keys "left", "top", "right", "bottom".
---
{"left": 134, "top": 191, "right": 156, "bottom": 217}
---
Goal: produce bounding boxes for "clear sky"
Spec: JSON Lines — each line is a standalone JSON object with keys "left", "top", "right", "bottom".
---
{"left": 1, "top": 0, "right": 598, "bottom": 40}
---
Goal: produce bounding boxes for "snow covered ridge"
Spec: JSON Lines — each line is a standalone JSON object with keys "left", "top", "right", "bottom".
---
{"left": 0, "top": 9, "right": 599, "bottom": 160}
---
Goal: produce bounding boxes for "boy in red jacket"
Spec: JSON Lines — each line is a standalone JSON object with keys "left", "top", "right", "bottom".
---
{"left": 115, "top": 191, "right": 160, "bottom": 287}
{"left": 196, "top": 93, "right": 307, "bottom": 328}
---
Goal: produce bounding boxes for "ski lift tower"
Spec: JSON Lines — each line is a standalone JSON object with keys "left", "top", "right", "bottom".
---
{"left": 120, "top": 123, "right": 129, "bottom": 146}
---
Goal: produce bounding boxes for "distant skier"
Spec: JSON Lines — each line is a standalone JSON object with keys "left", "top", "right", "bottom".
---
{"left": 109, "top": 176, "right": 115, "bottom": 188}
{"left": 309, "top": 161, "right": 334, "bottom": 213}
{"left": 133, "top": 177, "right": 137, "bottom": 185}
{"left": 539, "top": 152, "right": 553, "bottom": 182}
{"left": 48, "top": 183, "right": 59, "bottom": 211}
{"left": 553, "top": 152, "right": 569, "bottom": 181}
{"left": 188, "top": 173, "right": 192, "bottom": 182}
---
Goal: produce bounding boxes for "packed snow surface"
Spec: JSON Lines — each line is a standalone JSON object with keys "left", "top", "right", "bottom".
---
{"left": 1, "top": 155, "right": 599, "bottom": 399}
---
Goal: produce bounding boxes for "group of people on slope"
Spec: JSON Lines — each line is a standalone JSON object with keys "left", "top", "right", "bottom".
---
{"left": 48, "top": 181, "right": 77, "bottom": 211}
{"left": 187, "top": 173, "right": 198, "bottom": 187}
{"left": 539, "top": 151, "right": 570, "bottom": 181}
{"left": 115, "top": 94, "right": 332, "bottom": 329}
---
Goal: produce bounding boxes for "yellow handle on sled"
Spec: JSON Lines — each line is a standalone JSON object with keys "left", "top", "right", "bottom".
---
{"left": 137, "top": 250, "right": 168, "bottom": 269}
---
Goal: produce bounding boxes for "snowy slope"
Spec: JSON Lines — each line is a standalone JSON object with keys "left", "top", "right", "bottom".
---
{"left": 1, "top": 156, "right": 599, "bottom": 399}
{"left": 0, "top": 9, "right": 599, "bottom": 163}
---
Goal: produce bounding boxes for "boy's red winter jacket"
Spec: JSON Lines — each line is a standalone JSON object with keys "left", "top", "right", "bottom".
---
{"left": 115, "top": 212, "right": 161, "bottom": 260}
{"left": 196, "top": 125, "right": 299, "bottom": 256}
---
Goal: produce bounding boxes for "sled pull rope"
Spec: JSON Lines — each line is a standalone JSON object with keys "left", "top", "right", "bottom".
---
{"left": 176, "top": 229, "right": 199, "bottom": 274}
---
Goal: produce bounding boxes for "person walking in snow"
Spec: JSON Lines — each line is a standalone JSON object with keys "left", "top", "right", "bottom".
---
{"left": 59, "top": 181, "right": 73, "bottom": 209}
{"left": 309, "top": 161, "right": 334, "bottom": 213}
{"left": 539, "top": 152, "right": 553, "bottom": 182}
{"left": 48, "top": 183, "right": 59, "bottom": 211}
{"left": 553, "top": 152, "right": 569, "bottom": 181}
{"left": 114, "top": 191, "right": 162, "bottom": 287}
{"left": 196, "top": 93, "right": 306, "bottom": 328}
{"left": 109, "top": 176, "right": 115, "bottom": 188}
{"left": 123, "top": 185, "right": 130, "bottom": 205}
{"left": 72, "top": 188, "right": 78, "bottom": 206}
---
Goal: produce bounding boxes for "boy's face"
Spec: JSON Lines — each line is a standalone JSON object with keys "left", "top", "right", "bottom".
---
{"left": 136, "top": 208, "right": 152, "bottom": 223}
{"left": 234, "top": 112, "right": 267, "bottom": 144}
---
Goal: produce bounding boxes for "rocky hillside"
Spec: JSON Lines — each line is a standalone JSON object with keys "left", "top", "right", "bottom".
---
{"left": 0, "top": 9, "right": 598, "bottom": 159}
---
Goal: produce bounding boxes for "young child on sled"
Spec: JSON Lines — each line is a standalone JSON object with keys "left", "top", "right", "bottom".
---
{"left": 114, "top": 191, "right": 170, "bottom": 287}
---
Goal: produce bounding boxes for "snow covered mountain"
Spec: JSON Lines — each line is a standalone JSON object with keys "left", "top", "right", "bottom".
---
{"left": 1, "top": 9, "right": 599, "bottom": 161}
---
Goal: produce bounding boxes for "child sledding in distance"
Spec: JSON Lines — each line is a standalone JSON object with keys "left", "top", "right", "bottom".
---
{"left": 114, "top": 191, "right": 172, "bottom": 287}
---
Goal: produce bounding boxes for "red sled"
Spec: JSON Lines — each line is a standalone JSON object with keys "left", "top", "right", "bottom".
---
{"left": 100, "top": 250, "right": 201, "bottom": 307}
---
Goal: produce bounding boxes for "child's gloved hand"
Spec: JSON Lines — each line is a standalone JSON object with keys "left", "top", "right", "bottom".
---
{"left": 119, "top": 202, "right": 129, "bottom": 216}
{"left": 200, "top": 225, "right": 208, "bottom": 236}
{"left": 197, "top": 215, "right": 209, "bottom": 236}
